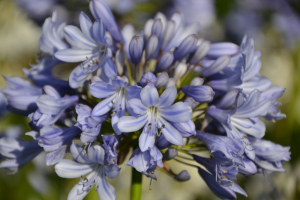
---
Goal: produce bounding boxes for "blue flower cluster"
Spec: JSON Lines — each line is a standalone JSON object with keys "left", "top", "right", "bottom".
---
{"left": 0, "top": 1, "right": 290, "bottom": 199}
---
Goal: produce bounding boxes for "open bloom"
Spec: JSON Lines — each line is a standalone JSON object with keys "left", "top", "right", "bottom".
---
{"left": 118, "top": 85, "right": 192, "bottom": 151}
{"left": 76, "top": 104, "right": 108, "bottom": 144}
{"left": 55, "top": 143, "right": 120, "bottom": 200}
{"left": 0, "top": 137, "right": 43, "bottom": 173}
{"left": 90, "top": 76, "right": 141, "bottom": 134}
{"left": 29, "top": 86, "right": 78, "bottom": 128}
{"left": 126, "top": 146, "right": 163, "bottom": 180}
{"left": 54, "top": 12, "right": 116, "bottom": 88}
{"left": 26, "top": 126, "right": 81, "bottom": 166}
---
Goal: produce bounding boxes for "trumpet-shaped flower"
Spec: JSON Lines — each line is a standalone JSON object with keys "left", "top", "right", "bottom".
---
{"left": 76, "top": 104, "right": 108, "bottom": 144}
{"left": 118, "top": 85, "right": 192, "bottom": 151}
{"left": 55, "top": 12, "right": 116, "bottom": 88}
{"left": 91, "top": 76, "right": 142, "bottom": 134}
{"left": 55, "top": 143, "right": 120, "bottom": 200}
{"left": 126, "top": 146, "right": 163, "bottom": 180}
{"left": 29, "top": 86, "right": 78, "bottom": 128}
{"left": 0, "top": 137, "right": 43, "bottom": 173}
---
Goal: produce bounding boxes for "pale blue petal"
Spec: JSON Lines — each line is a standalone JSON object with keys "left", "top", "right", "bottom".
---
{"left": 111, "top": 101, "right": 126, "bottom": 135}
{"left": 69, "top": 65, "right": 90, "bottom": 88}
{"left": 67, "top": 181, "right": 90, "bottom": 200}
{"left": 90, "top": 81, "right": 117, "bottom": 98}
{"left": 92, "top": 94, "right": 116, "bottom": 116}
{"left": 126, "top": 85, "right": 142, "bottom": 99}
{"left": 55, "top": 49, "right": 93, "bottom": 63}
{"left": 140, "top": 85, "right": 159, "bottom": 107}
{"left": 157, "top": 86, "right": 177, "bottom": 108}
{"left": 104, "top": 165, "right": 121, "bottom": 179}
{"left": 64, "top": 25, "right": 97, "bottom": 50}
{"left": 92, "top": 20, "right": 106, "bottom": 44}
{"left": 159, "top": 102, "right": 192, "bottom": 123}
{"left": 128, "top": 99, "right": 147, "bottom": 115}
{"left": 158, "top": 117, "right": 183, "bottom": 146}
{"left": 96, "top": 169, "right": 117, "bottom": 200}
{"left": 103, "top": 59, "right": 117, "bottom": 78}
{"left": 117, "top": 115, "right": 148, "bottom": 133}
{"left": 87, "top": 145, "right": 105, "bottom": 165}
{"left": 139, "top": 130, "right": 156, "bottom": 152}
{"left": 70, "top": 143, "right": 91, "bottom": 164}
{"left": 79, "top": 12, "right": 93, "bottom": 40}
{"left": 55, "top": 159, "right": 95, "bottom": 178}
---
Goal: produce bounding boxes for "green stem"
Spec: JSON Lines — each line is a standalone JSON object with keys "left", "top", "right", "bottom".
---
{"left": 130, "top": 168, "right": 142, "bottom": 200}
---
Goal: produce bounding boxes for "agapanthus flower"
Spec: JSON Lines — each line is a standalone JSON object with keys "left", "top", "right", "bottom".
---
{"left": 54, "top": 12, "right": 116, "bottom": 88}
{"left": 55, "top": 143, "right": 120, "bottom": 200}
{"left": 75, "top": 104, "right": 108, "bottom": 144}
{"left": 29, "top": 85, "right": 78, "bottom": 128}
{"left": 39, "top": 11, "right": 69, "bottom": 55}
{"left": 118, "top": 85, "right": 192, "bottom": 151}
{"left": 90, "top": 76, "right": 141, "bottom": 134}
{"left": 198, "top": 167, "right": 247, "bottom": 200}
{"left": 1, "top": 76, "right": 42, "bottom": 115}
{"left": 102, "top": 134, "right": 119, "bottom": 165}
{"left": 0, "top": 137, "right": 43, "bottom": 173}
{"left": 126, "top": 146, "right": 163, "bottom": 180}
{"left": 248, "top": 137, "right": 291, "bottom": 174}
{"left": 26, "top": 126, "right": 81, "bottom": 165}
{"left": 0, "top": 0, "right": 291, "bottom": 199}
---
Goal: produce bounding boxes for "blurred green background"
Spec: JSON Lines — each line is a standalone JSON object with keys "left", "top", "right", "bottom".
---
{"left": 0, "top": 0, "right": 300, "bottom": 199}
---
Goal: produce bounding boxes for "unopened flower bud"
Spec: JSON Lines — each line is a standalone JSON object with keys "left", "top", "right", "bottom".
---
{"left": 173, "top": 34, "right": 198, "bottom": 61}
{"left": 156, "top": 52, "right": 174, "bottom": 72}
{"left": 129, "top": 36, "right": 144, "bottom": 65}
{"left": 190, "top": 77, "right": 204, "bottom": 86}
{"left": 189, "top": 40, "right": 211, "bottom": 64}
{"left": 151, "top": 19, "right": 163, "bottom": 39}
{"left": 163, "top": 147, "right": 178, "bottom": 160}
{"left": 174, "top": 62, "right": 187, "bottom": 80}
{"left": 174, "top": 170, "right": 191, "bottom": 182}
{"left": 155, "top": 72, "right": 169, "bottom": 89}
{"left": 145, "top": 35, "right": 159, "bottom": 60}
{"left": 207, "top": 42, "right": 239, "bottom": 58}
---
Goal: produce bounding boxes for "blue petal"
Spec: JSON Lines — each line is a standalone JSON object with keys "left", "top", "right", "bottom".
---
{"left": 103, "top": 59, "right": 117, "bottom": 78}
{"left": 159, "top": 102, "right": 192, "bottom": 123}
{"left": 79, "top": 12, "right": 93, "bottom": 40}
{"left": 89, "top": 0, "right": 123, "bottom": 42}
{"left": 87, "top": 145, "right": 105, "bottom": 165}
{"left": 55, "top": 49, "right": 93, "bottom": 63}
{"left": 54, "top": 159, "right": 95, "bottom": 178}
{"left": 90, "top": 81, "right": 117, "bottom": 98}
{"left": 126, "top": 85, "right": 142, "bottom": 99}
{"left": 157, "top": 86, "right": 177, "bottom": 108}
{"left": 207, "top": 42, "right": 239, "bottom": 58}
{"left": 96, "top": 168, "right": 117, "bottom": 200}
{"left": 67, "top": 181, "right": 90, "bottom": 200}
{"left": 182, "top": 85, "right": 215, "bottom": 103}
{"left": 140, "top": 84, "right": 159, "bottom": 107}
{"left": 70, "top": 143, "right": 91, "bottom": 164}
{"left": 139, "top": 129, "right": 156, "bottom": 152}
{"left": 69, "top": 65, "right": 90, "bottom": 88}
{"left": 202, "top": 55, "right": 230, "bottom": 77}
{"left": 171, "top": 120, "right": 196, "bottom": 138}
{"left": 158, "top": 117, "right": 183, "bottom": 145}
{"left": 128, "top": 99, "right": 148, "bottom": 115}
{"left": 92, "top": 94, "right": 116, "bottom": 116}
{"left": 117, "top": 114, "right": 148, "bottom": 133}
{"left": 198, "top": 167, "right": 237, "bottom": 199}
{"left": 92, "top": 20, "right": 106, "bottom": 44}
{"left": 64, "top": 25, "right": 97, "bottom": 50}
{"left": 104, "top": 165, "right": 121, "bottom": 179}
